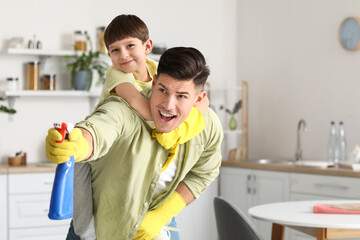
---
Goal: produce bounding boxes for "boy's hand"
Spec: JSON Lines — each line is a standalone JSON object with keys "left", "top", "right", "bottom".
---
{"left": 46, "top": 128, "right": 89, "bottom": 164}
{"left": 194, "top": 95, "right": 209, "bottom": 114}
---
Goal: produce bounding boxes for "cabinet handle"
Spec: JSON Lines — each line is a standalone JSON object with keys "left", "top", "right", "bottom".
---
{"left": 247, "top": 175, "right": 251, "bottom": 194}
{"left": 252, "top": 175, "right": 256, "bottom": 195}
{"left": 314, "top": 183, "right": 349, "bottom": 190}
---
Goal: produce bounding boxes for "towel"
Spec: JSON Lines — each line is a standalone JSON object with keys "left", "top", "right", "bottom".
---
{"left": 313, "top": 204, "right": 360, "bottom": 214}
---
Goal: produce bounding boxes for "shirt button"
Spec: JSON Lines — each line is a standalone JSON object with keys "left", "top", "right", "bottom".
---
{"left": 135, "top": 224, "right": 139, "bottom": 228}
{"left": 144, "top": 202, "right": 149, "bottom": 208}
{"left": 158, "top": 163, "right": 162, "bottom": 168}
{"left": 151, "top": 183, "right": 156, "bottom": 188}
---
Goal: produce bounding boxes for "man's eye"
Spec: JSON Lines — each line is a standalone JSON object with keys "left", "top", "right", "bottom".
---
{"left": 159, "top": 88, "right": 166, "bottom": 93}
{"left": 178, "top": 95, "right": 187, "bottom": 99}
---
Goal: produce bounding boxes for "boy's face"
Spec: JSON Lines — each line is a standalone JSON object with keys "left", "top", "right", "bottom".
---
{"left": 150, "top": 74, "right": 205, "bottom": 133}
{"left": 107, "top": 37, "right": 152, "bottom": 74}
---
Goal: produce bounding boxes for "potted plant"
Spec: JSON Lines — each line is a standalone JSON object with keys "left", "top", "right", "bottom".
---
{"left": 0, "top": 97, "right": 16, "bottom": 114}
{"left": 220, "top": 99, "right": 242, "bottom": 130}
{"left": 66, "top": 33, "right": 109, "bottom": 90}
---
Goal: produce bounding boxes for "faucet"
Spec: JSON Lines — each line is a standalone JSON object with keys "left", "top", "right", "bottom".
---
{"left": 295, "top": 119, "right": 307, "bottom": 161}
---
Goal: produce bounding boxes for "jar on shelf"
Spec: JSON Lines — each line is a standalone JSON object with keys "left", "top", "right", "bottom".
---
{"left": 96, "top": 26, "right": 106, "bottom": 53}
{"left": 74, "top": 30, "right": 87, "bottom": 51}
{"left": 27, "top": 61, "right": 40, "bottom": 90}
{"left": 41, "top": 74, "right": 56, "bottom": 90}
{"left": 6, "top": 77, "right": 18, "bottom": 91}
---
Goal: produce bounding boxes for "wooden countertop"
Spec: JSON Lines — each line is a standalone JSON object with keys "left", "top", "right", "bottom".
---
{"left": 0, "top": 163, "right": 56, "bottom": 174}
{"left": 222, "top": 160, "right": 360, "bottom": 178}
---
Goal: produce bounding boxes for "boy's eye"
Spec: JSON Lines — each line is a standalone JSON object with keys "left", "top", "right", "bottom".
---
{"left": 111, "top": 48, "right": 119, "bottom": 53}
{"left": 127, "top": 44, "right": 135, "bottom": 48}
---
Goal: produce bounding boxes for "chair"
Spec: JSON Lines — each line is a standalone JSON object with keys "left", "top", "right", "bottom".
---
{"left": 214, "top": 196, "right": 262, "bottom": 240}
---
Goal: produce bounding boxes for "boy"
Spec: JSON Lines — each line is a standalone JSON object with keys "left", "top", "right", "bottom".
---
{"left": 70, "top": 15, "right": 208, "bottom": 239}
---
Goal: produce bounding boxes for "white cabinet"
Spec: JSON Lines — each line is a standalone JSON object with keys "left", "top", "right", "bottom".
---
{"left": 8, "top": 173, "right": 70, "bottom": 240}
{"left": 220, "top": 167, "right": 290, "bottom": 239}
{"left": 289, "top": 173, "right": 360, "bottom": 240}
{"left": 177, "top": 179, "right": 218, "bottom": 240}
{"left": 0, "top": 174, "right": 8, "bottom": 240}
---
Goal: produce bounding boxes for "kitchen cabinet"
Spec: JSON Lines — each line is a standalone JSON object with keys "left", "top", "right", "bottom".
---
{"left": 220, "top": 167, "right": 290, "bottom": 239}
{"left": 289, "top": 173, "right": 360, "bottom": 240}
{"left": 0, "top": 174, "right": 8, "bottom": 240}
{"left": 8, "top": 172, "right": 70, "bottom": 240}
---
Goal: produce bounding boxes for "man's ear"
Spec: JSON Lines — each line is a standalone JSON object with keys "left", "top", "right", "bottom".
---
{"left": 194, "top": 90, "right": 207, "bottom": 105}
{"left": 144, "top": 39, "right": 153, "bottom": 55}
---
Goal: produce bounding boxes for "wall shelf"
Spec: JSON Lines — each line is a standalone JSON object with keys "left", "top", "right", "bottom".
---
{"left": 7, "top": 48, "right": 76, "bottom": 57}
{"left": 2, "top": 90, "right": 99, "bottom": 97}
{"left": 1, "top": 90, "right": 100, "bottom": 121}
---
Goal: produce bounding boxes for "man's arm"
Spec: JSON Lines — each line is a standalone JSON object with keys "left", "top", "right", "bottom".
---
{"left": 175, "top": 181, "right": 195, "bottom": 205}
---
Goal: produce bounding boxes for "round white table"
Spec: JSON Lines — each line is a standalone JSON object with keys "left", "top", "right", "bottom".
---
{"left": 248, "top": 200, "right": 360, "bottom": 240}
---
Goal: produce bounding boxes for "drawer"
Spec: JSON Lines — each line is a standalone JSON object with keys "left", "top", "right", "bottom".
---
{"left": 9, "top": 194, "right": 70, "bottom": 228}
{"left": 290, "top": 173, "right": 360, "bottom": 199}
{"left": 9, "top": 172, "right": 54, "bottom": 194}
{"left": 9, "top": 225, "right": 69, "bottom": 240}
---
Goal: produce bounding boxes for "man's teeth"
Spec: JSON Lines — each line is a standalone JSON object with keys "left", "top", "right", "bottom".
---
{"left": 160, "top": 111, "right": 174, "bottom": 117}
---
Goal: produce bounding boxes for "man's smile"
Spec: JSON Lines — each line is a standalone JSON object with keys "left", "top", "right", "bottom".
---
{"left": 159, "top": 110, "right": 177, "bottom": 121}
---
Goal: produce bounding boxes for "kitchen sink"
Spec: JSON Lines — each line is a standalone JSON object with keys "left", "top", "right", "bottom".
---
{"left": 253, "top": 159, "right": 334, "bottom": 168}
{"left": 255, "top": 159, "right": 295, "bottom": 165}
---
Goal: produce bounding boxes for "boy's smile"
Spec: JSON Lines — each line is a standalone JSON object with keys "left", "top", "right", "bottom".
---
{"left": 107, "top": 37, "right": 152, "bottom": 81}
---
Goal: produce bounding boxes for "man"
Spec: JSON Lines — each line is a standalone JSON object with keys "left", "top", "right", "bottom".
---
{"left": 46, "top": 47, "right": 223, "bottom": 240}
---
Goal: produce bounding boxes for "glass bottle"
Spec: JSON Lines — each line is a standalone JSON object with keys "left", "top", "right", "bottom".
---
{"left": 74, "top": 31, "right": 87, "bottom": 51}
{"left": 27, "top": 61, "right": 40, "bottom": 90}
{"left": 337, "top": 121, "right": 347, "bottom": 162}
{"left": 327, "top": 121, "right": 337, "bottom": 163}
{"left": 96, "top": 26, "right": 106, "bottom": 53}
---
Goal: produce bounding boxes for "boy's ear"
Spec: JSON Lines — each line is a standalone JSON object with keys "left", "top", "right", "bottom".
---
{"left": 144, "top": 39, "right": 153, "bottom": 55}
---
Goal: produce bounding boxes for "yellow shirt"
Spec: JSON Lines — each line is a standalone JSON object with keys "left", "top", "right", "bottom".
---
{"left": 98, "top": 58, "right": 158, "bottom": 103}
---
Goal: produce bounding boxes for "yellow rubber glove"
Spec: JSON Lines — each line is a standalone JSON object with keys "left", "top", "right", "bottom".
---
{"left": 153, "top": 107, "right": 205, "bottom": 172}
{"left": 134, "top": 191, "right": 186, "bottom": 240}
{"left": 46, "top": 128, "right": 89, "bottom": 164}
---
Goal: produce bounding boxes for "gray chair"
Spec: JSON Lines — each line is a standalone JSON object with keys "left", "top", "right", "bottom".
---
{"left": 214, "top": 196, "right": 262, "bottom": 240}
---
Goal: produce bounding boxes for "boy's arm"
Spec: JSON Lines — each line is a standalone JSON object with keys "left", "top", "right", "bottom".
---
{"left": 114, "top": 82, "right": 152, "bottom": 120}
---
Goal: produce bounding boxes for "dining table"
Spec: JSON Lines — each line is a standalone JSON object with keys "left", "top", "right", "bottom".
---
{"left": 248, "top": 200, "right": 360, "bottom": 240}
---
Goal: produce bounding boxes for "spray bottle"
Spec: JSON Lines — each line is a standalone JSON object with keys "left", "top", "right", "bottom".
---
{"left": 48, "top": 122, "right": 75, "bottom": 220}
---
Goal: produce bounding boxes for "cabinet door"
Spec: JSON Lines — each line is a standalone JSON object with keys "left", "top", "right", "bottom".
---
{"left": 252, "top": 170, "right": 290, "bottom": 240}
{"left": 9, "top": 225, "right": 69, "bottom": 240}
{"left": 9, "top": 193, "right": 71, "bottom": 228}
{"left": 0, "top": 175, "right": 7, "bottom": 240}
{"left": 177, "top": 179, "right": 218, "bottom": 240}
{"left": 219, "top": 167, "right": 252, "bottom": 213}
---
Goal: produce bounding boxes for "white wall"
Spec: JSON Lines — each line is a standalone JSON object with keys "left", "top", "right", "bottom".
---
{"left": 0, "top": 0, "right": 238, "bottom": 164}
{"left": 238, "top": 0, "right": 360, "bottom": 161}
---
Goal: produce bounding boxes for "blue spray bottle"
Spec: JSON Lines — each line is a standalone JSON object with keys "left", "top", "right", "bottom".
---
{"left": 48, "top": 122, "right": 75, "bottom": 220}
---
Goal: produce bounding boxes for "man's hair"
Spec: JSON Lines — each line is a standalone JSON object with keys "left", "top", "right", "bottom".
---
{"left": 104, "top": 14, "right": 149, "bottom": 50}
{"left": 157, "top": 47, "right": 210, "bottom": 90}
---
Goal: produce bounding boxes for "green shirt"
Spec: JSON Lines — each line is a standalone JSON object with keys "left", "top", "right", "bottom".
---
{"left": 76, "top": 96, "right": 223, "bottom": 240}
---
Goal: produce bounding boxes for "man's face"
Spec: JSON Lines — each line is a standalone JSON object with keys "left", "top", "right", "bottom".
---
{"left": 107, "top": 37, "right": 152, "bottom": 75}
{"left": 150, "top": 74, "right": 204, "bottom": 133}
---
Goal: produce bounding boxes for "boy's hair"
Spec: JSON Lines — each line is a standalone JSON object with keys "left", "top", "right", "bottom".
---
{"left": 104, "top": 14, "right": 149, "bottom": 50}
{"left": 157, "top": 47, "right": 210, "bottom": 91}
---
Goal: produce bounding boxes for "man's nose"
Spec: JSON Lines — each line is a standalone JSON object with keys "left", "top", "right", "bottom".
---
{"left": 163, "top": 96, "right": 176, "bottom": 110}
